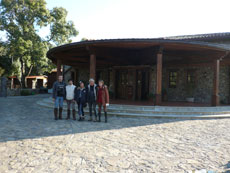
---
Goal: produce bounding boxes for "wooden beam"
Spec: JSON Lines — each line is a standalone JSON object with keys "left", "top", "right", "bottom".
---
{"left": 155, "top": 53, "right": 163, "bottom": 105}
{"left": 212, "top": 59, "right": 220, "bottom": 106}
{"left": 90, "top": 54, "right": 96, "bottom": 79}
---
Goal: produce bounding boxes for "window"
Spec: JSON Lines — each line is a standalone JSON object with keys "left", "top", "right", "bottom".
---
{"left": 187, "top": 70, "right": 195, "bottom": 84}
{"left": 169, "top": 71, "right": 177, "bottom": 88}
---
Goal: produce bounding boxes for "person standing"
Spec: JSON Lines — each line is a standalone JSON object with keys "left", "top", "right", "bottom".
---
{"left": 74, "top": 81, "right": 87, "bottom": 121}
{"left": 87, "top": 78, "right": 98, "bottom": 122}
{"left": 52, "top": 75, "right": 66, "bottom": 120}
{"left": 65, "top": 79, "right": 76, "bottom": 120}
{"left": 97, "top": 80, "right": 109, "bottom": 123}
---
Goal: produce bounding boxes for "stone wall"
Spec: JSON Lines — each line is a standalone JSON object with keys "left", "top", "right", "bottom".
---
{"left": 148, "top": 65, "right": 230, "bottom": 104}
{"left": 65, "top": 65, "right": 230, "bottom": 104}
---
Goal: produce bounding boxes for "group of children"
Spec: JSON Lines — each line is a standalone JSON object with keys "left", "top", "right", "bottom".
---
{"left": 52, "top": 75, "right": 109, "bottom": 123}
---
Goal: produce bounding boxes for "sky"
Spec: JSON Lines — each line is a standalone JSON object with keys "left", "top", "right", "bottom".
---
{"left": 2, "top": 0, "right": 230, "bottom": 42}
{"left": 44, "top": 0, "right": 230, "bottom": 42}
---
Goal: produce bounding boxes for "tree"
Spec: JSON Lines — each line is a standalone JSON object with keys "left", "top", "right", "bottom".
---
{"left": 0, "top": 0, "right": 78, "bottom": 87}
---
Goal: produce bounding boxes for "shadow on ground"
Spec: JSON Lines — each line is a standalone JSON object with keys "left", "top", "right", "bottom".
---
{"left": 0, "top": 94, "right": 221, "bottom": 143}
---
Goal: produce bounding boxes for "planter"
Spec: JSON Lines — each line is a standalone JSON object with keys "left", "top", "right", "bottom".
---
{"left": 186, "top": 97, "right": 195, "bottom": 102}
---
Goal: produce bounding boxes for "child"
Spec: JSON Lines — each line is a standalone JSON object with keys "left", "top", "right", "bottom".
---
{"left": 97, "top": 80, "right": 109, "bottom": 123}
{"left": 75, "top": 81, "right": 87, "bottom": 121}
{"left": 65, "top": 79, "right": 76, "bottom": 120}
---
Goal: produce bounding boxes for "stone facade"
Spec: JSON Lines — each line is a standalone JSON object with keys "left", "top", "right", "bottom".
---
{"left": 64, "top": 65, "right": 230, "bottom": 104}
{"left": 149, "top": 65, "right": 230, "bottom": 104}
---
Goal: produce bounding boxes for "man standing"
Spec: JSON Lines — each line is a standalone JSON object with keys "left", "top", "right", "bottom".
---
{"left": 87, "top": 78, "right": 98, "bottom": 122}
{"left": 65, "top": 79, "right": 76, "bottom": 120}
{"left": 52, "top": 75, "right": 66, "bottom": 120}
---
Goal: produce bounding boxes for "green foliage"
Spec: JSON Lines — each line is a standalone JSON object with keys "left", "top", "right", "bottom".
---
{"left": 20, "top": 89, "right": 32, "bottom": 96}
{"left": 0, "top": 0, "right": 78, "bottom": 87}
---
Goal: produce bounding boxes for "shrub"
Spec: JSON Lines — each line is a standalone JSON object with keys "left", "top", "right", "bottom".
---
{"left": 20, "top": 90, "right": 31, "bottom": 96}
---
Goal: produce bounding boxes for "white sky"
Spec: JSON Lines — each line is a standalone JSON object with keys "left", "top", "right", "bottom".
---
{"left": 46, "top": 0, "right": 230, "bottom": 41}
{"left": 2, "top": 0, "right": 230, "bottom": 42}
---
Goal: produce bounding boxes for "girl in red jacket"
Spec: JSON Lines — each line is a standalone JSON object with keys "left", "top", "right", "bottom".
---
{"left": 97, "top": 80, "right": 109, "bottom": 123}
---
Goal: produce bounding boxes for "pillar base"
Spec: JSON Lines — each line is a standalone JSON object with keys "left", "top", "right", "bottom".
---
{"left": 155, "top": 94, "right": 162, "bottom": 105}
{"left": 211, "top": 95, "right": 219, "bottom": 106}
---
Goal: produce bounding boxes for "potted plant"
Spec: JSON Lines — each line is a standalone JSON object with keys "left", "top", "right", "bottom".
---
{"left": 186, "top": 83, "right": 195, "bottom": 102}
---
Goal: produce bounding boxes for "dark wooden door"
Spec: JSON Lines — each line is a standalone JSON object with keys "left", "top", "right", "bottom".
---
{"left": 116, "top": 70, "right": 128, "bottom": 99}
{"left": 136, "top": 69, "right": 149, "bottom": 100}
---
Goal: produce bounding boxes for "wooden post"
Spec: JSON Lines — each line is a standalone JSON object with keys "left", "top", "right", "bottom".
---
{"left": 212, "top": 59, "right": 220, "bottom": 106}
{"left": 156, "top": 53, "right": 163, "bottom": 105}
{"left": 90, "top": 54, "right": 96, "bottom": 80}
{"left": 56, "top": 59, "right": 62, "bottom": 80}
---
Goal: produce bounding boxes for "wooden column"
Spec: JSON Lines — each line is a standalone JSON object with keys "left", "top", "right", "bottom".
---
{"left": 212, "top": 59, "right": 220, "bottom": 106}
{"left": 90, "top": 54, "right": 96, "bottom": 79}
{"left": 156, "top": 53, "right": 163, "bottom": 105}
{"left": 56, "top": 59, "right": 62, "bottom": 80}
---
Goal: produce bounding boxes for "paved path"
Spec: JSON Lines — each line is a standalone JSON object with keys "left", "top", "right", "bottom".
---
{"left": 0, "top": 95, "right": 230, "bottom": 172}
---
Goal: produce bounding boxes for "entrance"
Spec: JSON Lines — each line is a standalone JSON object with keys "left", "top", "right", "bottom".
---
{"left": 115, "top": 67, "right": 150, "bottom": 100}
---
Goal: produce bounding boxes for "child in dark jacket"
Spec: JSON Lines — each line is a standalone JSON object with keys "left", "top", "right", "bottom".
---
{"left": 74, "top": 81, "right": 87, "bottom": 121}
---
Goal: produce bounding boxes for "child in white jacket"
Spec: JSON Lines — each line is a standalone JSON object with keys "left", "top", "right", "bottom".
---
{"left": 65, "top": 79, "right": 76, "bottom": 120}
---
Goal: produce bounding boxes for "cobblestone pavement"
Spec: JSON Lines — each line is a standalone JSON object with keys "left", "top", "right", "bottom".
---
{"left": 0, "top": 95, "right": 230, "bottom": 173}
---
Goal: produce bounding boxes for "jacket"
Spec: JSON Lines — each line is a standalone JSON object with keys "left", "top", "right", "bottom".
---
{"left": 97, "top": 85, "right": 109, "bottom": 106}
{"left": 52, "top": 81, "right": 66, "bottom": 99}
{"left": 86, "top": 84, "right": 98, "bottom": 102}
{"left": 65, "top": 84, "right": 76, "bottom": 100}
{"left": 74, "top": 87, "right": 87, "bottom": 104}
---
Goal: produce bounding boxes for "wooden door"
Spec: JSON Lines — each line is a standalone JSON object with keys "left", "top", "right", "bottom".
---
{"left": 116, "top": 70, "right": 128, "bottom": 99}
{"left": 136, "top": 69, "right": 150, "bottom": 100}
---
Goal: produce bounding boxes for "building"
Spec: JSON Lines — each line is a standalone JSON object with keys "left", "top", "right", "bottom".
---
{"left": 47, "top": 32, "right": 230, "bottom": 106}
{"left": 8, "top": 75, "right": 47, "bottom": 89}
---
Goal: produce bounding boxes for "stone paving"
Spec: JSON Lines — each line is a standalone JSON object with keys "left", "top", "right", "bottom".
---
{"left": 0, "top": 94, "right": 230, "bottom": 172}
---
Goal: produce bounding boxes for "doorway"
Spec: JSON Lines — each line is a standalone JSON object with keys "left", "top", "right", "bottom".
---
{"left": 115, "top": 67, "right": 149, "bottom": 100}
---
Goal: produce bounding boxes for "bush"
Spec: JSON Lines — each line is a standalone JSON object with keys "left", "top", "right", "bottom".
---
{"left": 20, "top": 89, "right": 31, "bottom": 96}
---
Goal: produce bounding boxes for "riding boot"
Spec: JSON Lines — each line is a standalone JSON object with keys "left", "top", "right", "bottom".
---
{"left": 105, "top": 112, "right": 107, "bottom": 123}
{"left": 72, "top": 109, "right": 76, "bottom": 120}
{"left": 94, "top": 110, "right": 97, "bottom": 122}
{"left": 59, "top": 108, "right": 63, "bottom": 120}
{"left": 54, "top": 108, "right": 58, "bottom": 120}
{"left": 98, "top": 112, "right": 101, "bottom": 122}
{"left": 94, "top": 115, "right": 97, "bottom": 122}
{"left": 66, "top": 109, "right": 70, "bottom": 120}
{"left": 88, "top": 116, "right": 93, "bottom": 121}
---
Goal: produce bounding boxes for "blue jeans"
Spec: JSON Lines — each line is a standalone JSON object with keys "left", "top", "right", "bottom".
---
{"left": 78, "top": 103, "right": 83, "bottom": 116}
{"left": 55, "top": 97, "right": 64, "bottom": 108}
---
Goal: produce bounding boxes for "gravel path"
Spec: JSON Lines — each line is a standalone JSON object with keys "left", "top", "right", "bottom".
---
{"left": 0, "top": 95, "right": 230, "bottom": 172}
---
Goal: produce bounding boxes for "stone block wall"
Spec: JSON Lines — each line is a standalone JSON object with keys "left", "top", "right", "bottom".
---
{"left": 149, "top": 65, "right": 230, "bottom": 104}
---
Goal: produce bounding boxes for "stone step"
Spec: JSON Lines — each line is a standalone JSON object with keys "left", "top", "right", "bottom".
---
{"left": 42, "top": 98, "right": 230, "bottom": 112}
{"left": 37, "top": 98, "right": 230, "bottom": 118}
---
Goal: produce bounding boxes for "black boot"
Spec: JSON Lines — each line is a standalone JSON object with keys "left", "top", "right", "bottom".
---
{"left": 93, "top": 116, "right": 97, "bottom": 122}
{"left": 66, "top": 109, "right": 70, "bottom": 120}
{"left": 105, "top": 112, "right": 107, "bottom": 123}
{"left": 72, "top": 109, "right": 76, "bottom": 120}
{"left": 98, "top": 112, "right": 101, "bottom": 122}
{"left": 88, "top": 116, "right": 93, "bottom": 121}
{"left": 54, "top": 108, "right": 58, "bottom": 120}
{"left": 59, "top": 108, "right": 63, "bottom": 120}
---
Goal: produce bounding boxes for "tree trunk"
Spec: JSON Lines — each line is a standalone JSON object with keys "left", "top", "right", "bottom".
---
{"left": 19, "top": 58, "right": 26, "bottom": 88}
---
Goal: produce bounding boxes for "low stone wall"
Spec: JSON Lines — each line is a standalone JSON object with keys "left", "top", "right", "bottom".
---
{"left": 7, "top": 88, "right": 39, "bottom": 96}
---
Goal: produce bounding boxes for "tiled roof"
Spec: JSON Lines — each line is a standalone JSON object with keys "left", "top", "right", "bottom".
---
{"left": 163, "top": 32, "right": 230, "bottom": 41}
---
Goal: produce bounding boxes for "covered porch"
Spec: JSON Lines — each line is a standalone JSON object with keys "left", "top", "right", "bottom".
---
{"left": 47, "top": 39, "right": 230, "bottom": 106}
